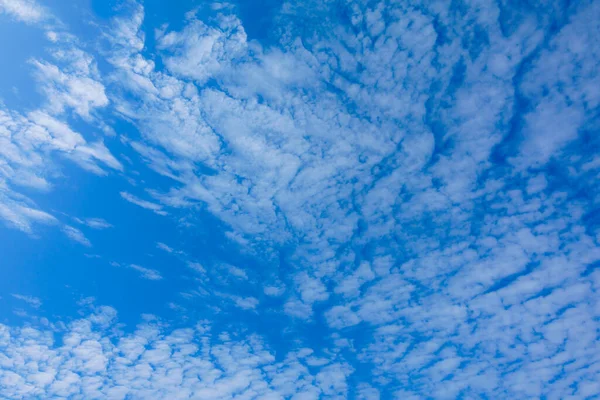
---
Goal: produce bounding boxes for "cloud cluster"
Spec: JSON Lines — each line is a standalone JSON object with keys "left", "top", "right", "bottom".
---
{"left": 97, "top": 0, "right": 600, "bottom": 396}
{"left": 1, "top": 0, "right": 599, "bottom": 397}
{"left": 0, "top": 307, "right": 354, "bottom": 399}
{"left": 0, "top": 0, "right": 48, "bottom": 24}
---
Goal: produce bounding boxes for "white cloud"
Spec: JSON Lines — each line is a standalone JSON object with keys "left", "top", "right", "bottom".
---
{"left": 156, "top": 242, "right": 174, "bottom": 252}
{"left": 0, "top": 190, "right": 57, "bottom": 233}
{"left": 283, "top": 298, "right": 313, "bottom": 320}
{"left": 295, "top": 273, "right": 328, "bottom": 304}
{"left": 232, "top": 296, "right": 258, "bottom": 310}
{"left": 70, "top": 1, "right": 594, "bottom": 395}
{"left": 334, "top": 262, "right": 375, "bottom": 298}
{"left": 31, "top": 56, "right": 109, "bottom": 120}
{"left": 62, "top": 225, "right": 91, "bottom": 247}
{"left": 120, "top": 192, "right": 167, "bottom": 216}
{"left": 0, "top": 308, "right": 353, "bottom": 399}
{"left": 11, "top": 294, "right": 42, "bottom": 308}
{"left": 0, "top": 26, "right": 120, "bottom": 237}
{"left": 156, "top": 13, "right": 248, "bottom": 84}
{"left": 223, "top": 263, "right": 247, "bottom": 280}
{"left": 513, "top": 1, "right": 600, "bottom": 168}
{"left": 100, "top": 2, "right": 600, "bottom": 370}
{"left": 264, "top": 285, "right": 285, "bottom": 297}
{"left": 0, "top": 0, "right": 47, "bottom": 23}
{"left": 2, "top": 0, "right": 600, "bottom": 398}
{"left": 187, "top": 261, "right": 206, "bottom": 274}
{"left": 128, "top": 264, "right": 163, "bottom": 281}
{"left": 82, "top": 218, "right": 112, "bottom": 230}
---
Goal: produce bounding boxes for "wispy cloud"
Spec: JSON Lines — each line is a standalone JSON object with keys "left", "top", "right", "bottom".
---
{"left": 120, "top": 192, "right": 167, "bottom": 216}
{"left": 156, "top": 242, "right": 174, "bottom": 252}
{"left": 11, "top": 294, "right": 42, "bottom": 308}
{"left": 62, "top": 225, "right": 91, "bottom": 247}
{"left": 83, "top": 218, "right": 113, "bottom": 230}
{"left": 128, "top": 264, "right": 163, "bottom": 281}
{"left": 0, "top": 193, "right": 57, "bottom": 233}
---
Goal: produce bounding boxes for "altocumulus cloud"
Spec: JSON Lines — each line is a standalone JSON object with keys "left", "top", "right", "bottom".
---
{"left": 0, "top": 0, "right": 599, "bottom": 398}
{"left": 0, "top": 306, "right": 352, "bottom": 399}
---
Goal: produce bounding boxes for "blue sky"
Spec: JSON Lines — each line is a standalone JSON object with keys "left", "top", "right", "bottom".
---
{"left": 0, "top": 0, "right": 599, "bottom": 398}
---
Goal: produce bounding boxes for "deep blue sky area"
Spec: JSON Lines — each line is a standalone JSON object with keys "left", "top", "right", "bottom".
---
{"left": 0, "top": 0, "right": 599, "bottom": 398}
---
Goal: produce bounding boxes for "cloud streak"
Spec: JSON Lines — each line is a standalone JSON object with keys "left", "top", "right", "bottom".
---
{"left": 120, "top": 192, "right": 167, "bottom": 216}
